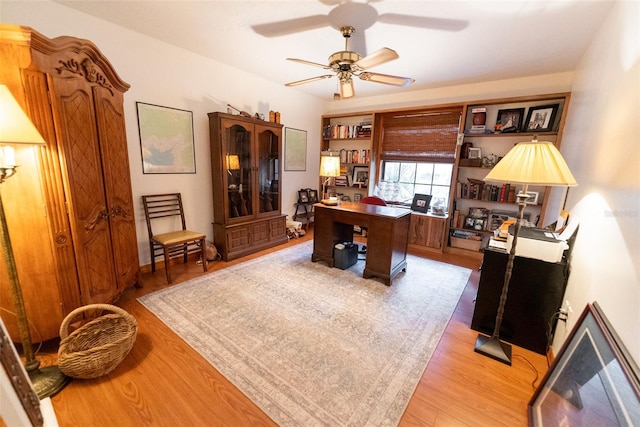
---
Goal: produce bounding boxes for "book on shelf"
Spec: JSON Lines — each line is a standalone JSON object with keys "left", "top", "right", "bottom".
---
{"left": 323, "top": 120, "right": 373, "bottom": 140}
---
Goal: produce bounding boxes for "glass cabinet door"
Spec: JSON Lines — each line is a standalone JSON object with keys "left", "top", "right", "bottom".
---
{"left": 257, "top": 127, "right": 280, "bottom": 215}
{"left": 225, "top": 123, "right": 253, "bottom": 219}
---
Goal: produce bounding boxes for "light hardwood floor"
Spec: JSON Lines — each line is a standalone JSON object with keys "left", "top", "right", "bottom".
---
{"left": 35, "top": 229, "right": 549, "bottom": 426}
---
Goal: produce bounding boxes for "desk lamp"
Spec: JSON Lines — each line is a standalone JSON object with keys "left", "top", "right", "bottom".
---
{"left": 0, "top": 84, "right": 69, "bottom": 397}
{"left": 319, "top": 153, "right": 341, "bottom": 205}
{"left": 475, "top": 135, "right": 577, "bottom": 365}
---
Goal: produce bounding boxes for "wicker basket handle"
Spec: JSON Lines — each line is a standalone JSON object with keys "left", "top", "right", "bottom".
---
{"left": 59, "top": 304, "right": 133, "bottom": 340}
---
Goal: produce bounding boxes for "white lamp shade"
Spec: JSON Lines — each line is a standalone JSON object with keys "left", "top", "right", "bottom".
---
{"left": 484, "top": 140, "right": 577, "bottom": 186}
{"left": 0, "top": 84, "right": 46, "bottom": 145}
{"left": 319, "top": 155, "right": 341, "bottom": 177}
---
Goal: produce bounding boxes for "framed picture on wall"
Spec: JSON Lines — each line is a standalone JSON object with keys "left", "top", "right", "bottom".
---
{"left": 284, "top": 127, "right": 307, "bottom": 171}
{"left": 136, "top": 102, "right": 196, "bottom": 174}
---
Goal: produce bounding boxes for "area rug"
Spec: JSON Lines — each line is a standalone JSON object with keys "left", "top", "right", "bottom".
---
{"left": 138, "top": 241, "right": 471, "bottom": 426}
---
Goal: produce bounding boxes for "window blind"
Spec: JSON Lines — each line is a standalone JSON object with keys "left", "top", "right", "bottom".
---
{"left": 379, "top": 108, "right": 462, "bottom": 162}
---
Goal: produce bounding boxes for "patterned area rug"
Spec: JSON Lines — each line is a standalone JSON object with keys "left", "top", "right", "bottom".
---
{"left": 138, "top": 241, "right": 471, "bottom": 426}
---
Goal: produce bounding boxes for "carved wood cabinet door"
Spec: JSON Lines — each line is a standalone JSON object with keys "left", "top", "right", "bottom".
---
{"left": 51, "top": 78, "right": 119, "bottom": 304}
{"left": 48, "top": 67, "right": 140, "bottom": 305}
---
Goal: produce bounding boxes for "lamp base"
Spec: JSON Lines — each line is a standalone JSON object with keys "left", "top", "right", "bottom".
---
{"left": 474, "top": 334, "right": 512, "bottom": 366}
{"left": 29, "top": 365, "right": 70, "bottom": 399}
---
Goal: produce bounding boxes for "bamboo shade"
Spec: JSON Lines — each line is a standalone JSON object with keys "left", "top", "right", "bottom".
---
{"left": 380, "top": 108, "right": 462, "bottom": 162}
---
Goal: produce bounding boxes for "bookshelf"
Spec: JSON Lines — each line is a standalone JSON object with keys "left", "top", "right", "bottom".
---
{"left": 320, "top": 112, "right": 373, "bottom": 201}
{"left": 448, "top": 93, "right": 571, "bottom": 255}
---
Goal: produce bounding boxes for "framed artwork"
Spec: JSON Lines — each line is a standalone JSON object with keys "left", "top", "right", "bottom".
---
{"left": 518, "top": 191, "right": 539, "bottom": 205}
{"left": 298, "top": 189, "right": 309, "bottom": 203}
{"left": 468, "top": 147, "right": 482, "bottom": 159}
{"left": 523, "top": 104, "right": 559, "bottom": 132}
{"left": 352, "top": 166, "right": 369, "bottom": 187}
{"left": 353, "top": 193, "right": 363, "bottom": 202}
{"left": 410, "top": 194, "right": 433, "bottom": 213}
{"left": 488, "top": 210, "right": 518, "bottom": 231}
{"left": 529, "top": 302, "right": 640, "bottom": 426}
{"left": 496, "top": 108, "right": 525, "bottom": 133}
{"left": 307, "top": 189, "right": 318, "bottom": 203}
{"left": 136, "top": 102, "right": 196, "bottom": 174}
{"left": 284, "top": 127, "right": 307, "bottom": 171}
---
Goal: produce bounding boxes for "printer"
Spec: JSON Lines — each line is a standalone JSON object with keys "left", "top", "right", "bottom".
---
{"left": 506, "top": 225, "right": 569, "bottom": 263}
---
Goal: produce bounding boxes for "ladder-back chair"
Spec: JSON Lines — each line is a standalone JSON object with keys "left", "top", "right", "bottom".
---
{"left": 142, "top": 193, "right": 207, "bottom": 284}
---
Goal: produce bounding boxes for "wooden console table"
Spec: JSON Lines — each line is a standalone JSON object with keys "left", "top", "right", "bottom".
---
{"left": 312, "top": 202, "right": 411, "bottom": 285}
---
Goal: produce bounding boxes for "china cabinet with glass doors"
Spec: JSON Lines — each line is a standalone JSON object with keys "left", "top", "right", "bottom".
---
{"left": 208, "top": 112, "right": 287, "bottom": 260}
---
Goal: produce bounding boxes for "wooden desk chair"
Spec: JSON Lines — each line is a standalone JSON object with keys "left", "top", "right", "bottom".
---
{"left": 359, "top": 196, "right": 387, "bottom": 257}
{"left": 142, "top": 193, "right": 208, "bottom": 284}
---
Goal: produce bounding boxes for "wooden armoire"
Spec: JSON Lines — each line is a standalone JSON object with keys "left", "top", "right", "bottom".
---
{"left": 0, "top": 25, "right": 141, "bottom": 342}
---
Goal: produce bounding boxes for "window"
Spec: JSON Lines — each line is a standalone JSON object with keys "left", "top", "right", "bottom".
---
{"left": 375, "top": 108, "right": 461, "bottom": 213}
{"left": 379, "top": 161, "right": 453, "bottom": 211}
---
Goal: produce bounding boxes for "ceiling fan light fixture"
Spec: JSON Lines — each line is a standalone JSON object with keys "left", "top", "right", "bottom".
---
{"left": 339, "top": 78, "right": 354, "bottom": 99}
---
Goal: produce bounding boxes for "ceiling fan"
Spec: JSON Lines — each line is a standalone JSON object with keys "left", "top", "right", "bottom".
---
{"left": 285, "top": 26, "right": 414, "bottom": 99}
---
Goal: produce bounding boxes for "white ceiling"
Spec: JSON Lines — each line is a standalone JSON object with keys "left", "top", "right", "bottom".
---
{"left": 55, "top": 0, "right": 614, "bottom": 100}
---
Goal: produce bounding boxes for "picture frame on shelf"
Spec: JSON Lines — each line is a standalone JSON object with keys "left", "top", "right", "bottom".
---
{"left": 468, "top": 147, "right": 482, "bottom": 159}
{"left": 307, "top": 189, "right": 318, "bottom": 203}
{"left": 523, "top": 104, "right": 559, "bottom": 132}
{"left": 353, "top": 193, "right": 363, "bottom": 202}
{"left": 488, "top": 210, "right": 518, "bottom": 231}
{"left": 529, "top": 302, "right": 640, "bottom": 425}
{"left": 352, "top": 166, "right": 369, "bottom": 187}
{"left": 297, "top": 189, "right": 309, "bottom": 203}
{"left": 495, "top": 108, "right": 525, "bottom": 133}
{"left": 410, "top": 194, "right": 433, "bottom": 213}
{"left": 518, "top": 190, "right": 539, "bottom": 205}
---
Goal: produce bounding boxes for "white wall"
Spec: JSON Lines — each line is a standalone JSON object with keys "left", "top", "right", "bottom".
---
{"left": 2, "top": 0, "right": 324, "bottom": 265}
{"left": 552, "top": 1, "right": 640, "bottom": 360}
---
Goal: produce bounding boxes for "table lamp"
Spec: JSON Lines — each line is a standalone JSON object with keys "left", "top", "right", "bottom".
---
{"left": 319, "top": 153, "right": 341, "bottom": 205}
{"left": 0, "top": 84, "right": 69, "bottom": 397}
{"left": 475, "top": 135, "right": 577, "bottom": 365}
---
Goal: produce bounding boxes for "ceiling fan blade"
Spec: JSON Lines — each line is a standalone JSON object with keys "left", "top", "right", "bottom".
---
{"left": 378, "top": 13, "right": 468, "bottom": 31}
{"left": 287, "top": 58, "right": 332, "bottom": 70}
{"left": 285, "top": 75, "right": 334, "bottom": 87}
{"left": 359, "top": 72, "right": 414, "bottom": 87}
{"left": 339, "top": 79, "right": 354, "bottom": 99}
{"left": 353, "top": 47, "right": 399, "bottom": 70}
{"left": 252, "top": 15, "right": 330, "bottom": 37}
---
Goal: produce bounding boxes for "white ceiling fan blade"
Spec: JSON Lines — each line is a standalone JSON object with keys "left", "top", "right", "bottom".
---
{"left": 339, "top": 79, "right": 354, "bottom": 99}
{"left": 359, "top": 72, "right": 414, "bottom": 87}
{"left": 287, "top": 58, "right": 332, "bottom": 70}
{"left": 285, "top": 75, "right": 334, "bottom": 87}
{"left": 252, "top": 15, "right": 330, "bottom": 37}
{"left": 353, "top": 48, "right": 399, "bottom": 70}
{"left": 378, "top": 13, "right": 468, "bottom": 31}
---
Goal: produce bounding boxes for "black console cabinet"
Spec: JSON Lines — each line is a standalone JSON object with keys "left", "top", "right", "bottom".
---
{"left": 471, "top": 249, "right": 570, "bottom": 355}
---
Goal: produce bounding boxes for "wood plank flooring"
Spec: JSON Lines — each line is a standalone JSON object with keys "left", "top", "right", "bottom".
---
{"left": 34, "top": 229, "right": 549, "bottom": 426}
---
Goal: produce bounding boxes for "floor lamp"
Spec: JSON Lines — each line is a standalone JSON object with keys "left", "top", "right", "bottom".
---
{"left": 474, "top": 135, "right": 577, "bottom": 365}
{"left": 0, "top": 84, "right": 69, "bottom": 397}
{"left": 319, "top": 153, "right": 341, "bottom": 204}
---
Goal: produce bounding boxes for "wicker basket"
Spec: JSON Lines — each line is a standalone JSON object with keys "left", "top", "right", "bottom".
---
{"left": 58, "top": 304, "right": 137, "bottom": 379}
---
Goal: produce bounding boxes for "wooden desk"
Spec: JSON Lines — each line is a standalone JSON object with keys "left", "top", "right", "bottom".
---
{"left": 312, "top": 202, "right": 411, "bottom": 285}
